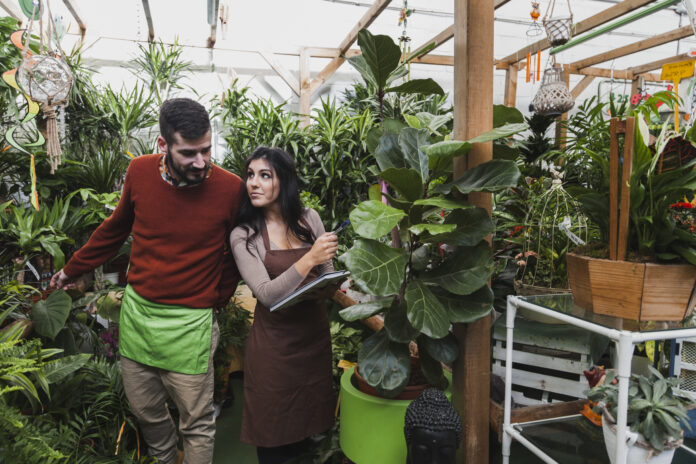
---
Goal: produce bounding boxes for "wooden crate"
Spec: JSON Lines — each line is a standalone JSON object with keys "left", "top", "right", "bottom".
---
{"left": 492, "top": 317, "right": 595, "bottom": 407}
{"left": 567, "top": 253, "right": 696, "bottom": 321}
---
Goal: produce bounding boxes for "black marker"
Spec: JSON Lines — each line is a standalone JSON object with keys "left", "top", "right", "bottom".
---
{"left": 332, "top": 220, "right": 350, "bottom": 235}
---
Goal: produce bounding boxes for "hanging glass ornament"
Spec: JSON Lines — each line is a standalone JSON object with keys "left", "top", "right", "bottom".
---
{"left": 527, "top": 2, "right": 543, "bottom": 38}
{"left": 531, "top": 65, "right": 574, "bottom": 117}
{"left": 542, "top": 0, "right": 573, "bottom": 46}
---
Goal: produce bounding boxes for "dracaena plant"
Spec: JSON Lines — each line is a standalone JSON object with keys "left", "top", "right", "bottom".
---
{"left": 337, "top": 29, "right": 526, "bottom": 398}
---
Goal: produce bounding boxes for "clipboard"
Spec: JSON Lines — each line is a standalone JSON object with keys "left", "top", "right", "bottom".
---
{"left": 270, "top": 270, "right": 350, "bottom": 312}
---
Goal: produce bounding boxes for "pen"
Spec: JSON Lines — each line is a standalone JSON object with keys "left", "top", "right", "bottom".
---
{"left": 332, "top": 220, "right": 350, "bottom": 235}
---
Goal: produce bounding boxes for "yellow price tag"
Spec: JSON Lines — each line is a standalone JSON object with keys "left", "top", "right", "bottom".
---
{"left": 661, "top": 60, "right": 695, "bottom": 81}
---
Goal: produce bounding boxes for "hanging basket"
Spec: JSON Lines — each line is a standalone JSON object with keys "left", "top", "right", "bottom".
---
{"left": 543, "top": 16, "right": 573, "bottom": 46}
{"left": 531, "top": 66, "right": 574, "bottom": 117}
{"left": 542, "top": 0, "right": 573, "bottom": 46}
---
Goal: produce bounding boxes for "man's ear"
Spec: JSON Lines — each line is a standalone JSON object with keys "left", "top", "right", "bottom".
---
{"left": 157, "top": 136, "right": 168, "bottom": 154}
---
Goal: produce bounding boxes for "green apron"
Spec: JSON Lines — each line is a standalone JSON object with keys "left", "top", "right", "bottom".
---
{"left": 119, "top": 285, "right": 212, "bottom": 375}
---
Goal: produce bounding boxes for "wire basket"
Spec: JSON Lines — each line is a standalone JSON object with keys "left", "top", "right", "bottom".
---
{"left": 531, "top": 66, "right": 574, "bottom": 117}
{"left": 543, "top": 16, "right": 573, "bottom": 46}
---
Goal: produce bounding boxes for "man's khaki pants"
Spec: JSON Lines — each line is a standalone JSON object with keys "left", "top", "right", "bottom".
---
{"left": 121, "top": 321, "right": 220, "bottom": 464}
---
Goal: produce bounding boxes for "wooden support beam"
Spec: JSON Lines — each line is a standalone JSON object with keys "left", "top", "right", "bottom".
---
{"left": 571, "top": 75, "right": 596, "bottom": 99}
{"left": 308, "top": 0, "right": 392, "bottom": 96}
{"left": 556, "top": 65, "right": 571, "bottom": 149}
{"left": 628, "top": 53, "right": 692, "bottom": 76}
{"left": 408, "top": 25, "right": 454, "bottom": 60}
{"left": 569, "top": 25, "right": 693, "bottom": 71}
{"left": 0, "top": 0, "right": 23, "bottom": 25}
{"left": 299, "top": 48, "right": 311, "bottom": 128}
{"left": 260, "top": 51, "right": 300, "bottom": 96}
{"left": 574, "top": 67, "right": 633, "bottom": 80}
{"left": 494, "top": 0, "right": 512, "bottom": 7}
{"left": 62, "top": 0, "right": 86, "bottom": 39}
{"left": 141, "top": 0, "right": 155, "bottom": 42}
{"left": 453, "top": 0, "right": 492, "bottom": 461}
{"left": 504, "top": 63, "right": 519, "bottom": 107}
{"left": 498, "top": 0, "right": 655, "bottom": 66}
{"left": 411, "top": 54, "right": 454, "bottom": 66}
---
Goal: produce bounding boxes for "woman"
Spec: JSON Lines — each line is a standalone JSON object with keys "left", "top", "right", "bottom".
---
{"left": 229, "top": 146, "right": 338, "bottom": 464}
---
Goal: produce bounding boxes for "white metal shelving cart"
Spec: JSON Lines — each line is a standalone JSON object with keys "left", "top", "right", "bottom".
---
{"left": 502, "top": 293, "right": 696, "bottom": 464}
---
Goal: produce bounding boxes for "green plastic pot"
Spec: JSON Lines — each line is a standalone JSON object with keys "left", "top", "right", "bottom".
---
{"left": 339, "top": 366, "right": 452, "bottom": 464}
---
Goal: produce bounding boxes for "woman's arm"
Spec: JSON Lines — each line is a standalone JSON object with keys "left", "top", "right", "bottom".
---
{"left": 230, "top": 227, "right": 306, "bottom": 308}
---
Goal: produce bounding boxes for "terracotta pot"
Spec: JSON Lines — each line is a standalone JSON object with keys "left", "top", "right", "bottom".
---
{"left": 353, "top": 357, "right": 431, "bottom": 400}
{"left": 566, "top": 252, "right": 696, "bottom": 321}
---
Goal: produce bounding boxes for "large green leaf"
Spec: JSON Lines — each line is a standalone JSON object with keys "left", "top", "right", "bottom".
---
{"left": 43, "top": 353, "right": 90, "bottom": 384}
{"left": 375, "top": 134, "right": 405, "bottom": 171}
{"left": 399, "top": 127, "right": 430, "bottom": 183}
{"left": 434, "top": 159, "right": 521, "bottom": 195}
{"left": 467, "top": 122, "right": 528, "bottom": 143}
{"left": 413, "top": 197, "right": 473, "bottom": 210}
{"left": 405, "top": 280, "right": 450, "bottom": 338}
{"left": 349, "top": 200, "right": 406, "bottom": 239}
{"left": 385, "top": 78, "right": 445, "bottom": 96}
{"left": 339, "top": 239, "right": 407, "bottom": 296}
{"left": 409, "top": 223, "right": 457, "bottom": 235}
{"left": 339, "top": 297, "right": 393, "bottom": 322}
{"left": 417, "top": 344, "right": 446, "bottom": 387}
{"left": 493, "top": 105, "right": 524, "bottom": 127}
{"left": 357, "top": 29, "right": 401, "bottom": 90}
{"left": 379, "top": 167, "right": 423, "bottom": 201}
{"left": 346, "top": 54, "right": 377, "bottom": 89}
{"left": 384, "top": 300, "right": 420, "bottom": 343}
{"left": 415, "top": 112, "right": 453, "bottom": 134}
{"left": 31, "top": 290, "right": 72, "bottom": 340}
{"left": 419, "top": 333, "right": 459, "bottom": 364}
{"left": 422, "top": 140, "right": 472, "bottom": 171}
{"left": 358, "top": 329, "right": 410, "bottom": 398}
{"left": 422, "top": 243, "right": 494, "bottom": 295}
{"left": 422, "top": 207, "right": 494, "bottom": 246}
{"left": 433, "top": 285, "right": 493, "bottom": 323}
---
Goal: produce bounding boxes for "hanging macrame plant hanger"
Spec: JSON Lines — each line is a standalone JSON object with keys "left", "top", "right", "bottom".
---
{"left": 542, "top": 0, "right": 573, "bottom": 47}
{"left": 16, "top": 0, "right": 73, "bottom": 174}
{"left": 531, "top": 57, "right": 574, "bottom": 117}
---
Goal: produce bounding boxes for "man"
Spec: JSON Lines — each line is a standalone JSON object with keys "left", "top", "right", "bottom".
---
{"left": 52, "top": 98, "right": 244, "bottom": 464}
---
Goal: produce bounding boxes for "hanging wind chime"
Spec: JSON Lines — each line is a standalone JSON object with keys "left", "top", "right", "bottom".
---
{"left": 398, "top": 0, "right": 414, "bottom": 77}
{"left": 526, "top": 2, "right": 542, "bottom": 84}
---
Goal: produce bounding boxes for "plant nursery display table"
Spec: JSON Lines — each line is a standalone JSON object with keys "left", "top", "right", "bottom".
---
{"left": 502, "top": 294, "right": 696, "bottom": 464}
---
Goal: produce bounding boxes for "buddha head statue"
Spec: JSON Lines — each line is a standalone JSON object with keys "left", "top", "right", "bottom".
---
{"left": 404, "top": 387, "right": 462, "bottom": 464}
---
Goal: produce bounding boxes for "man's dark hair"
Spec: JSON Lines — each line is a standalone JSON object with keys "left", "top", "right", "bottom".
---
{"left": 159, "top": 98, "right": 211, "bottom": 145}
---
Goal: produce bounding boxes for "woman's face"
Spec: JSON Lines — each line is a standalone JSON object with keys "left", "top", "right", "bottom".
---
{"left": 246, "top": 158, "right": 280, "bottom": 209}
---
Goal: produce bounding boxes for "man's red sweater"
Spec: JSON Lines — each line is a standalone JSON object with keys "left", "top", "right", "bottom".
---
{"left": 63, "top": 154, "right": 244, "bottom": 308}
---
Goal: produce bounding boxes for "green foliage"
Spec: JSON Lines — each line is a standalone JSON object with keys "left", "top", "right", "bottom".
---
{"left": 338, "top": 29, "right": 525, "bottom": 397}
{"left": 131, "top": 39, "right": 192, "bottom": 105}
{"left": 586, "top": 367, "right": 691, "bottom": 452}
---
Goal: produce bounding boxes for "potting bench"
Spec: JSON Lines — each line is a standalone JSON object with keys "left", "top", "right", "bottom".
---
{"left": 501, "top": 293, "right": 696, "bottom": 464}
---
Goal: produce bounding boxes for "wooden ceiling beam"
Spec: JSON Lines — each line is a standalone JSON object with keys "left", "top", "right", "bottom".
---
{"left": 568, "top": 25, "right": 692, "bottom": 71}
{"left": 141, "top": 0, "right": 154, "bottom": 42}
{"left": 308, "top": 0, "right": 392, "bottom": 95}
{"left": 627, "top": 53, "right": 692, "bottom": 76}
{"left": 260, "top": 51, "right": 300, "bottom": 96}
{"left": 498, "top": 0, "right": 655, "bottom": 66}
{"left": 571, "top": 75, "right": 596, "bottom": 99}
{"left": 62, "top": 0, "right": 86, "bottom": 38}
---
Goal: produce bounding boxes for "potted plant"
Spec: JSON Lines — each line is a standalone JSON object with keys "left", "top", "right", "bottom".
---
{"left": 585, "top": 366, "right": 692, "bottom": 463}
{"left": 565, "top": 94, "right": 696, "bottom": 321}
{"left": 336, "top": 29, "right": 525, "bottom": 463}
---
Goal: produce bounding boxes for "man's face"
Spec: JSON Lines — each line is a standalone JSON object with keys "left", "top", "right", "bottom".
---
{"left": 158, "top": 131, "right": 212, "bottom": 184}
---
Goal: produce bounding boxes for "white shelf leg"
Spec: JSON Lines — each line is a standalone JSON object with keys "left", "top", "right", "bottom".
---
{"left": 502, "top": 296, "right": 518, "bottom": 464}
{"left": 614, "top": 333, "right": 634, "bottom": 464}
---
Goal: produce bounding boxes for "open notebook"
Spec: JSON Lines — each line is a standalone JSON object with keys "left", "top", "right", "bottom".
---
{"left": 269, "top": 270, "right": 350, "bottom": 312}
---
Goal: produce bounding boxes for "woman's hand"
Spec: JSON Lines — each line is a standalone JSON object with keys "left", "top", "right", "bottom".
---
{"left": 294, "top": 232, "right": 338, "bottom": 277}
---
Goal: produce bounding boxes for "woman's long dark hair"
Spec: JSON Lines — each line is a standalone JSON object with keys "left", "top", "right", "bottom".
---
{"left": 237, "top": 147, "right": 315, "bottom": 251}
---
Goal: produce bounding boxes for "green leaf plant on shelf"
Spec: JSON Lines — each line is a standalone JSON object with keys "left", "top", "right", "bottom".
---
{"left": 337, "top": 28, "right": 526, "bottom": 398}
{"left": 585, "top": 367, "right": 691, "bottom": 461}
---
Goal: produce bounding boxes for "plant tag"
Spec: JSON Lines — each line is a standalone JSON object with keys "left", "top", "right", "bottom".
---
{"left": 559, "top": 216, "right": 586, "bottom": 246}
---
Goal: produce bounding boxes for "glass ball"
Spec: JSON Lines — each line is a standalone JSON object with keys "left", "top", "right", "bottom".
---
{"left": 17, "top": 54, "right": 72, "bottom": 104}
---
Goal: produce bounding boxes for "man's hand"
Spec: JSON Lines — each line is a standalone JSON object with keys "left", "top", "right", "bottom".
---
{"left": 50, "top": 269, "right": 75, "bottom": 290}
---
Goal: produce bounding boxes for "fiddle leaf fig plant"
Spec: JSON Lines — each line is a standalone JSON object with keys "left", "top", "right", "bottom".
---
{"left": 338, "top": 29, "right": 525, "bottom": 398}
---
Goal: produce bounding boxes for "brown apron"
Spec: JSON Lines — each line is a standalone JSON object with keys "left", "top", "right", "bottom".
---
{"left": 240, "top": 222, "right": 334, "bottom": 447}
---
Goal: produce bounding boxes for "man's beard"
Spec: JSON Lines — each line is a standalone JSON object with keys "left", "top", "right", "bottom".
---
{"left": 166, "top": 153, "right": 210, "bottom": 185}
